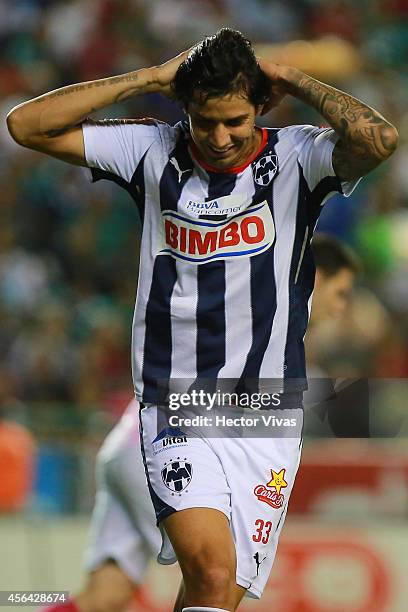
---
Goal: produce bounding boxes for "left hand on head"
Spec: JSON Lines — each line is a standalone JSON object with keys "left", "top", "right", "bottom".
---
{"left": 257, "top": 58, "right": 290, "bottom": 115}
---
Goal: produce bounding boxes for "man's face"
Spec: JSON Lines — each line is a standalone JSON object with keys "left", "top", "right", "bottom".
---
{"left": 187, "top": 92, "right": 260, "bottom": 170}
{"left": 312, "top": 267, "right": 355, "bottom": 322}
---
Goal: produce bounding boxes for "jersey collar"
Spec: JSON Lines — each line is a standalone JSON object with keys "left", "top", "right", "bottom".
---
{"left": 188, "top": 127, "right": 268, "bottom": 175}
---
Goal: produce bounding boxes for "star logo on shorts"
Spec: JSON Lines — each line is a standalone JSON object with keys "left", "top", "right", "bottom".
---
{"left": 267, "top": 468, "right": 288, "bottom": 495}
{"left": 253, "top": 467, "right": 287, "bottom": 508}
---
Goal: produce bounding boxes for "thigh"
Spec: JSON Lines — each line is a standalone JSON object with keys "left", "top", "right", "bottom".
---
{"left": 164, "top": 509, "right": 246, "bottom": 611}
{"left": 220, "top": 433, "right": 302, "bottom": 599}
{"left": 164, "top": 507, "right": 235, "bottom": 569}
{"left": 139, "top": 405, "right": 231, "bottom": 523}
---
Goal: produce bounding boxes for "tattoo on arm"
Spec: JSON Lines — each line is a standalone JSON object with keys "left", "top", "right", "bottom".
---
{"left": 34, "top": 73, "right": 142, "bottom": 103}
{"left": 292, "top": 75, "right": 398, "bottom": 180}
{"left": 35, "top": 72, "right": 155, "bottom": 138}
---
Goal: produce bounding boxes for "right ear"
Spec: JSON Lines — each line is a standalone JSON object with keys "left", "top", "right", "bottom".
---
{"left": 314, "top": 269, "right": 324, "bottom": 288}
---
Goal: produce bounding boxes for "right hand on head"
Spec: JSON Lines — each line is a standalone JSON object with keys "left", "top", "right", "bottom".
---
{"left": 152, "top": 47, "right": 195, "bottom": 99}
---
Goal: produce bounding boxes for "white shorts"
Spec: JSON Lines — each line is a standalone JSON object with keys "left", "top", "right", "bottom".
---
{"left": 140, "top": 397, "right": 303, "bottom": 599}
{"left": 83, "top": 402, "right": 161, "bottom": 584}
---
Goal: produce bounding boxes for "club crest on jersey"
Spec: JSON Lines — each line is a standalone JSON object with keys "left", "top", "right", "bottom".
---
{"left": 162, "top": 459, "right": 192, "bottom": 493}
{"left": 252, "top": 155, "right": 278, "bottom": 186}
{"left": 159, "top": 201, "right": 275, "bottom": 263}
{"left": 254, "top": 468, "right": 288, "bottom": 509}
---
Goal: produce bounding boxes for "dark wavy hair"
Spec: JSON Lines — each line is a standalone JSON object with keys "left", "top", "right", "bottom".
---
{"left": 312, "top": 234, "right": 361, "bottom": 277}
{"left": 172, "top": 28, "right": 270, "bottom": 108}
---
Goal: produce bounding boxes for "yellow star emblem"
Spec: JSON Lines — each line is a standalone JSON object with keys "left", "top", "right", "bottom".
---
{"left": 267, "top": 468, "right": 287, "bottom": 495}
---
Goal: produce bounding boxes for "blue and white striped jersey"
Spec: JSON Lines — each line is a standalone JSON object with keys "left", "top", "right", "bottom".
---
{"left": 83, "top": 119, "right": 359, "bottom": 401}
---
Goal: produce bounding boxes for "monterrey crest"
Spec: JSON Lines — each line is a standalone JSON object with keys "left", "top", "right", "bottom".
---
{"left": 162, "top": 459, "right": 193, "bottom": 493}
{"left": 252, "top": 154, "right": 278, "bottom": 186}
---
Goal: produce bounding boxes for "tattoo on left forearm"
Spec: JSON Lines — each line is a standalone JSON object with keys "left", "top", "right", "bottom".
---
{"left": 290, "top": 74, "right": 398, "bottom": 179}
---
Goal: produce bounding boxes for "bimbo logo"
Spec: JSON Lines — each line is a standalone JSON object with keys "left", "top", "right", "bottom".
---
{"left": 160, "top": 202, "right": 275, "bottom": 263}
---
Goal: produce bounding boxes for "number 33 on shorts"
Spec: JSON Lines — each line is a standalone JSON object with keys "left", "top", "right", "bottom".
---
{"left": 252, "top": 519, "right": 273, "bottom": 544}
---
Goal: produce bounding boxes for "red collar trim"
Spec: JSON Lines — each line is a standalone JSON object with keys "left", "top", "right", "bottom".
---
{"left": 189, "top": 128, "right": 268, "bottom": 174}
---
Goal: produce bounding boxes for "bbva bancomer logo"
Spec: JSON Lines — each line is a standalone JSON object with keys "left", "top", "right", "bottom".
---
{"left": 160, "top": 202, "right": 275, "bottom": 263}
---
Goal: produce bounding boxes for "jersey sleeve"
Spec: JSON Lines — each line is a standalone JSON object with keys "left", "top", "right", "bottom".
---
{"left": 289, "top": 125, "right": 361, "bottom": 205}
{"left": 82, "top": 118, "right": 164, "bottom": 183}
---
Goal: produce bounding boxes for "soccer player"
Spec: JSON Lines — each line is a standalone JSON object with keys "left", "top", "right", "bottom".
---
{"left": 42, "top": 233, "right": 360, "bottom": 612}
{"left": 310, "top": 233, "right": 360, "bottom": 323}
{"left": 39, "top": 398, "right": 161, "bottom": 612}
{"left": 81, "top": 398, "right": 161, "bottom": 612}
{"left": 42, "top": 233, "right": 361, "bottom": 612}
{"left": 306, "top": 233, "right": 368, "bottom": 438}
{"left": 8, "top": 28, "right": 398, "bottom": 612}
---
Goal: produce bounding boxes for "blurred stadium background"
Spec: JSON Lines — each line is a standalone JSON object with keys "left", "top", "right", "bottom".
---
{"left": 0, "top": 0, "right": 407, "bottom": 610}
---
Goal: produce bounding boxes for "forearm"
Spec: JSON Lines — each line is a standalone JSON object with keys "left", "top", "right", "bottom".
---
{"left": 282, "top": 67, "right": 398, "bottom": 178}
{"left": 7, "top": 67, "right": 158, "bottom": 143}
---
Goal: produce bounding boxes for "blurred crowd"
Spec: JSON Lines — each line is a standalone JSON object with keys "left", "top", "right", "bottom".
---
{"left": 0, "top": 0, "right": 407, "bottom": 443}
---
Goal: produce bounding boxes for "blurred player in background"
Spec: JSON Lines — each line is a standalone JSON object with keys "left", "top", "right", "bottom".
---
{"left": 8, "top": 26, "right": 398, "bottom": 612}
{"left": 310, "top": 233, "right": 360, "bottom": 324}
{"left": 41, "top": 398, "right": 161, "bottom": 612}
{"left": 307, "top": 234, "right": 370, "bottom": 438}
{"left": 78, "top": 398, "right": 161, "bottom": 612}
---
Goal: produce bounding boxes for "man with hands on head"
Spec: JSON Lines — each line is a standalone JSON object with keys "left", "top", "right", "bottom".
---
{"left": 7, "top": 33, "right": 397, "bottom": 176}
{"left": 8, "top": 28, "right": 397, "bottom": 612}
